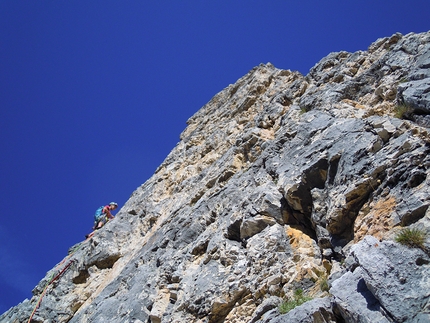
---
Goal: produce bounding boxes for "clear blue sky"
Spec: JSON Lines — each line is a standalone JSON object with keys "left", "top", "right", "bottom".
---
{"left": 1, "top": 0, "right": 429, "bottom": 313}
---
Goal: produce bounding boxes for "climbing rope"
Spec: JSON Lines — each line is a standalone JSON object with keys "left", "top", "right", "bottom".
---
{"left": 27, "top": 260, "right": 75, "bottom": 323}
{"left": 27, "top": 239, "right": 87, "bottom": 323}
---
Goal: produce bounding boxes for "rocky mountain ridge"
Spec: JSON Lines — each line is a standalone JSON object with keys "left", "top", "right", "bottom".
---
{"left": 2, "top": 30, "right": 430, "bottom": 323}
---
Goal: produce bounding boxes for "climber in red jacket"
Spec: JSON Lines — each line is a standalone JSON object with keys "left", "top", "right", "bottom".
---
{"left": 86, "top": 202, "right": 118, "bottom": 238}
{"left": 93, "top": 202, "right": 118, "bottom": 230}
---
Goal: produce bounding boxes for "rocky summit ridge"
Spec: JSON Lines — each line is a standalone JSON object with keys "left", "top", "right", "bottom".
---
{"left": 2, "top": 31, "right": 430, "bottom": 323}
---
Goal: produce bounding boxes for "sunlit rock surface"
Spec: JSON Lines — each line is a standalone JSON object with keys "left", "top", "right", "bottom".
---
{"left": 2, "top": 30, "right": 430, "bottom": 323}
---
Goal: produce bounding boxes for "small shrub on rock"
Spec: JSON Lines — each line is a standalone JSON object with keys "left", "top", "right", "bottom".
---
{"left": 319, "top": 277, "right": 329, "bottom": 292}
{"left": 279, "top": 289, "right": 313, "bottom": 314}
{"left": 394, "top": 103, "right": 412, "bottom": 119}
{"left": 395, "top": 227, "right": 427, "bottom": 250}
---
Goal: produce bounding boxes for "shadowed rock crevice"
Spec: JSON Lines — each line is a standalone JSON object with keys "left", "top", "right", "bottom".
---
{"left": 225, "top": 218, "right": 242, "bottom": 242}
{"left": 303, "top": 158, "right": 329, "bottom": 189}
{"left": 90, "top": 253, "right": 121, "bottom": 270}
{"left": 281, "top": 158, "right": 331, "bottom": 241}
{"left": 401, "top": 204, "right": 429, "bottom": 226}
{"left": 329, "top": 181, "right": 377, "bottom": 245}
{"left": 191, "top": 239, "right": 209, "bottom": 256}
{"left": 283, "top": 187, "right": 314, "bottom": 226}
{"left": 406, "top": 170, "right": 427, "bottom": 188}
{"left": 72, "top": 269, "right": 90, "bottom": 284}
{"left": 327, "top": 155, "right": 341, "bottom": 185}
{"left": 281, "top": 196, "right": 317, "bottom": 241}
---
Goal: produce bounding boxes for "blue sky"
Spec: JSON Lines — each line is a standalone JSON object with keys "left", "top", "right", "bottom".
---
{"left": 1, "top": 0, "right": 429, "bottom": 313}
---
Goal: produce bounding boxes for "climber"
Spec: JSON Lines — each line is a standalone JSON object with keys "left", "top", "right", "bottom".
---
{"left": 94, "top": 202, "right": 118, "bottom": 229}
{"left": 86, "top": 202, "right": 118, "bottom": 238}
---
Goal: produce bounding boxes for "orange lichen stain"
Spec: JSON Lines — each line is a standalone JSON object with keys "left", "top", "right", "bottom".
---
{"left": 286, "top": 226, "right": 314, "bottom": 249}
{"left": 354, "top": 195, "right": 397, "bottom": 243}
{"left": 341, "top": 99, "right": 367, "bottom": 109}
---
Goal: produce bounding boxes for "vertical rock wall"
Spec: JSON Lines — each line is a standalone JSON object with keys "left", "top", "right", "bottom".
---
{"left": 2, "top": 31, "right": 430, "bottom": 323}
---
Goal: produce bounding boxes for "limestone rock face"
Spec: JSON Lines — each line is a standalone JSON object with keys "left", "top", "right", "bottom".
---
{"left": 2, "top": 31, "right": 430, "bottom": 323}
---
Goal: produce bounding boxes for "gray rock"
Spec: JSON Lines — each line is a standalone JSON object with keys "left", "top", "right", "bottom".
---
{"left": 398, "top": 78, "right": 430, "bottom": 113}
{"left": 261, "top": 297, "right": 336, "bottom": 323}
{"left": 3, "top": 31, "right": 430, "bottom": 323}
{"left": 351, "top": 236, "right": 430, "bottom": 323}
{"left": 249, "top": 296, "right": 282, "bottom": 323}
{"left": 331, "top": 267, "right": 391, "bottom": 323}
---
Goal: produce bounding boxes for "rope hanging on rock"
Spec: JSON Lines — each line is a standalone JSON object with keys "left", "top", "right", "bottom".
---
{"left": 27, "top": 260, "right": 75, "bottom": 323}
{"left": 26, "top": 240, "right": 86, "bottom": 323}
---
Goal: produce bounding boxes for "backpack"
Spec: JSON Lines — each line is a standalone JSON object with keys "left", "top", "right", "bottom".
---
{"left": 94, "top": 206, "right": 106, "bottom": 221}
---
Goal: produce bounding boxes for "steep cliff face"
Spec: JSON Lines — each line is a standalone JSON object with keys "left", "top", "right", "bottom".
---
{"left": 2, "top": 31, "right": 430, "bottom": 323}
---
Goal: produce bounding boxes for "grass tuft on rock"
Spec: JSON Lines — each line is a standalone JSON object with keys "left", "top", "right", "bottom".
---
{"left": 279, "top": 289, "right": 313, "bottom": 314}
{"left": 395, "top": 227, "right": 427, "bottom": 250}
{"left": 394, "top": 103, "right": 412, "bottom": 119}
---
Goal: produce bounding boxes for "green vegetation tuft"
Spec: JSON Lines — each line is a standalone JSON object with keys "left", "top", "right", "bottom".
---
{"left": 394, "top": 103, "right": 412, "bottom": 119}
{"left": 395, "top": 227, "right": 427, "bottom": 250}
{"left": 319, "top": 277, "right": 329, "bottom": 292}
{"left": 279, "top": 289, "right": 313, "bottom": 314}
{"left": 299, "top": 106, "right": 308, "bottom": 114}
